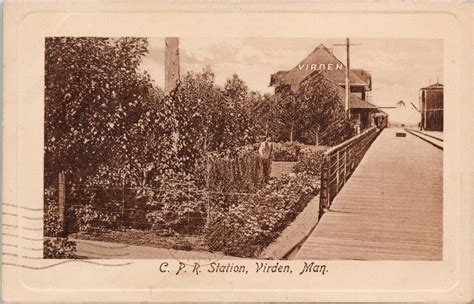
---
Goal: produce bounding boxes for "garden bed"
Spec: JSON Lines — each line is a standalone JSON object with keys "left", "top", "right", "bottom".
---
{"left": 45, "top": 146, "right": 328, "bottom": 259}
{"left": 206, "top": 172, "right": 321, "bottom": 258}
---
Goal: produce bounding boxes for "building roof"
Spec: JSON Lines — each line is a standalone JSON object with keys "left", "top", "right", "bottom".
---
{"left": 352, "top": 69, "right": 372, "bottom": 90}
{"left": 332, "top": 83, "right": 377, "bottom": 109}
{"left": 297, "top": 72, "right": 378, "bottom": 110}
{"left": 421, "top": 83, "right": 443, "bottom": 90}
{"left": 270, "top": 44, "right": 370, "bottom": 91}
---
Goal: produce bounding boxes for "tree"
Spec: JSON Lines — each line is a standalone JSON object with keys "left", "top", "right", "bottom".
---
{"left": 248, "top": 91, "right": 277, "bottom": 140}
{"left": 169, "top": 69, "right": 226, "bottom": 171}
{"left": 44, "top": 37, "right": 171, "bottom": 187}
{"left": 297, "top": 73, "right": 354, "bottom": 145}
{"left": 221, "top": 74, "right": 255, "bottom": 148}
{"left": 169, "top": 71, "right": 258, "bottom": 167}
{"left": 274, "top": 86, "right": 307, "bottom": 144}
{"left": 272, "top": 72, "right": 353, "bottom": 146}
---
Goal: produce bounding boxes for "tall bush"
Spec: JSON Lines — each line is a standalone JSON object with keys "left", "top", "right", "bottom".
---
{"left": 272, "top": 141, "right": 302, "bottom": 162}
{"left": 44, "top": 198, "right": 61, "bottom": 237}
{"left": 204, "top": 149, "right": 269, "bottom": 194}
{"left": 44, "top": 238, "right": 78, "bottom": 259}
{"left": 293, "top": 149, "right": 327, "bottom": 176}
{"left": 145, "top": 172, "right": 207, "bottom": 235}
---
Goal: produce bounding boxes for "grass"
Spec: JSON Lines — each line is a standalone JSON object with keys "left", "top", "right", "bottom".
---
{"left": 271, "top": 161, "right": 296, "bottom": 178}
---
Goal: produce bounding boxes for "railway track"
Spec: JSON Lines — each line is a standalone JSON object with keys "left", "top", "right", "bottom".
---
{"left": 405, "top": 129, "right": 443, "bottom": 150}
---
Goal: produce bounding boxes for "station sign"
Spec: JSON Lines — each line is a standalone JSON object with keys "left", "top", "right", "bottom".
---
{"left": 298, "top": 63, "right": 344, "bottom": 71}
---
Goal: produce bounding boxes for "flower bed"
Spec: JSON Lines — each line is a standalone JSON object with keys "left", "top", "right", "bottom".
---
{"left": 205, "top": 173, "right": 320, "bottom": 257}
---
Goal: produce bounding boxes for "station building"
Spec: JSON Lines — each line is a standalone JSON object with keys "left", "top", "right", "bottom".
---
{"left": 270, "top": 44, "right": 386, "bottom": 131}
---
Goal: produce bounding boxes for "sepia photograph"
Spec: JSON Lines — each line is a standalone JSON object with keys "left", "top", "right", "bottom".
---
{"left": 43, "top": 37, "right": 443, "bottom": 261}
{"left": 3, "top": 2, "right": 472, "bottom": 302}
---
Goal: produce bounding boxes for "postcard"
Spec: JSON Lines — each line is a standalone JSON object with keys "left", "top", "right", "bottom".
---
{"left": 2, "top": 1, "right": 472, "bottom": 302}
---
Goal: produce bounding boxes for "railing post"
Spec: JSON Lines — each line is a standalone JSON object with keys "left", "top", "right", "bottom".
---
{"left": 343, "top": 149, "right": 347, "bottom": 183}
{"left": 336, "top": 151, "right": 340, "bottom": 191}
{"left": 326, "top": 156, "right": 331, "bottom": 209}
{"left": 319, "top": 155, "right": 328, "bottom": 219}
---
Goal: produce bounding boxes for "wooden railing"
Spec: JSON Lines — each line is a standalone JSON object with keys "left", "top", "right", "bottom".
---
{"left": 319, "top": 126, "right": 380, "bottom": 218}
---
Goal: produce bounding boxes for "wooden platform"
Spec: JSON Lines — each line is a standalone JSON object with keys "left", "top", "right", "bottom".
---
{"left": 294, "top": 128, "right": 443, "bottom": 260}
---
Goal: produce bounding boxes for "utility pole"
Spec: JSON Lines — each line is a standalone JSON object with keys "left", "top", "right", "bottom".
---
{"left": 345, "top": 38, "right": 350, "bottom": 114}
{"left": 164, "top": 37, "right": 180, "bottom": 151}
{"left": 333, "top": 38, "right": 361, "bottom": 117}
{"left": 58, "top": 172, "right": 67, "bottom": 237}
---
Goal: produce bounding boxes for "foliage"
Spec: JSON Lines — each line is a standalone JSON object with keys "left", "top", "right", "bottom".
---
{"left": 44, "top": 37, "right": 174, "bottom": 188}
{"left": 44, "top": 189, "right": 61, "bottom": 237}
{"left": 204, "top": 149, "right": 269, "bottom": 194}
{"left": 44, "top": 238, "right": 78, "bottom": 259}
{"left": 170, "top": 70, "right": 223, "bottom": 170}
{"left": 221, "top": 74, "right": 257, "bottom": 147}
{"left": 297, "top": 73, "right": 354, "bottom": 145}
{"left": 293, "top": 149, "right": 327, "bottom": 176}
{"left": 272, "top": 141, "right": 303, "bottom": 162}
{"left": 146, "top": 172, "right": 207, "bottom": 235}
{"left": 43, "top": 38, "right": 352, "bottom": 247}
{"left": 248, "top": 92, "right": 278, "bottom": 140}
{"left": 206, "top": 173, "right": 320, "bottom": 257}
{"left": 44, "top": 203, "right": 61, "bottom": 237}
{"left": 170, "top": 71, "right": 257, "bottom": 171}
{"left": 268, "top": 72, "right": 354, "bottom": 146}
{"left": 273, "top": 87, "right": 307, "bottom": 144}
{"left": 69, "top": 204, "right": 119, "bottom": 233}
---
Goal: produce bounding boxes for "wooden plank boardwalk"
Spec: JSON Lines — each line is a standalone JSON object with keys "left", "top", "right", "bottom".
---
{"left": 294, "top": 128, "right": 443, "bottom": 260}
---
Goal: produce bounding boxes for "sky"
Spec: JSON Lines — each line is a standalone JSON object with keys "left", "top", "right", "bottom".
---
{"left": 140, "top": 38, "right": 443, "bottom": 109}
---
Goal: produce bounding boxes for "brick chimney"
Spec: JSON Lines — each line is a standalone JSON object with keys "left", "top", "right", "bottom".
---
{"left": 165, "top": 37, "right": 180, "bottom": 94}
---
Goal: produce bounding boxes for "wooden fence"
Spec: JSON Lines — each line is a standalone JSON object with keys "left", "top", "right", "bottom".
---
{"left": 319, "top": 126, "right": 380, "bottom": 217}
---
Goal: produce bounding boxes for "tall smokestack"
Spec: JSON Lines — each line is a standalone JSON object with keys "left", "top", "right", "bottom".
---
{"left": 165, "top": 37, "right": 180, "bottom": 94}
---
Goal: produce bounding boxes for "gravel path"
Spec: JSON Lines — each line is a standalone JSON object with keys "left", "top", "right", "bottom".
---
{"left": 72, "top": 238, "right": 241, "bottom": 260}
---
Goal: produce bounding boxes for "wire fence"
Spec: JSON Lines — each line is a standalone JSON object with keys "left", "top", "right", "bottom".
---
{"left": 44, "top": 181, "right": 260, "bottom": 240}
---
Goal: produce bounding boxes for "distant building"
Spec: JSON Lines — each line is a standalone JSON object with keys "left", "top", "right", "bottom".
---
{"left": 270, "top": 44, "right": 382, "bottom": 131}
{"left": 419, "top": 83, "right": 443, "bottom": 131}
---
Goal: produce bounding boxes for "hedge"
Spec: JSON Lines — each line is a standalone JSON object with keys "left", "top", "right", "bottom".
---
{"left": 272, "top": 142, "right": 302, "bottom": 162}
{"left": 292, "top": 149, "right": 327, "bottom": 176}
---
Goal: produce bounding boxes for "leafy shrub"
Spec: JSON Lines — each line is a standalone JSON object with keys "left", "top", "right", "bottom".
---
{"left": 292, "top": 149, "right": 327, "bottom": 176}
{"left": 205, "top": 149, "right": 268, "bottom": 193}
{"left": 44, "top": 238, "right": 78, "bottom": 259}
{"left": 206, "top": 173, "right": 320, "bottom": 257}
{"left": 68, "top": 204, "right": 119, "bottom": 233}
{"left": 44, "top": 199, "right": 61, "bottom": 237}
{"left": 126, "top": 209, "right": 152, "bottom": 230}
{"left": 272, "top": 142, "right": 302, "bottom": 162}
{"left": 146, "top": 172, "right": 207, "bottom": 235}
